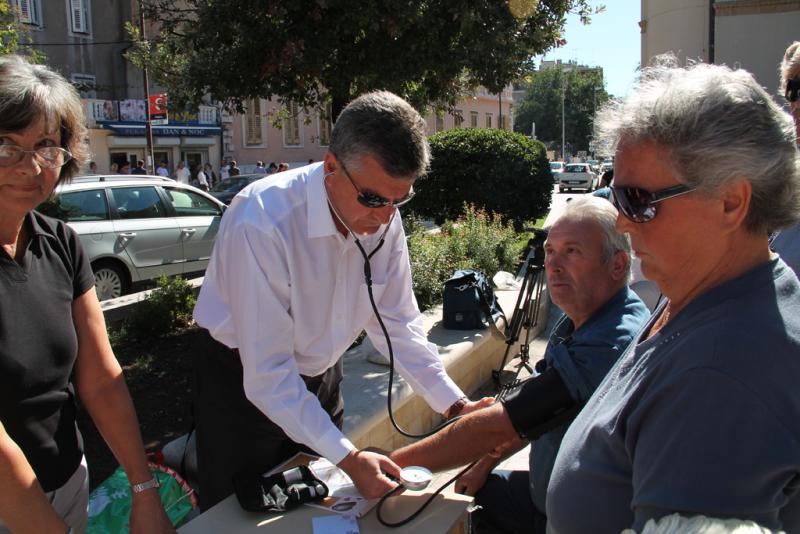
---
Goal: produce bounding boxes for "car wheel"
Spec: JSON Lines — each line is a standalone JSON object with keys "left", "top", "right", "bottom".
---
{"left": 93, "top": 261, "right": 129, "bottom": 301}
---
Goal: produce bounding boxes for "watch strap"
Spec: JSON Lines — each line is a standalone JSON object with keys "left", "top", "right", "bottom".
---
{"left": 131, "top": 476, "right": 160, "bottom": 494}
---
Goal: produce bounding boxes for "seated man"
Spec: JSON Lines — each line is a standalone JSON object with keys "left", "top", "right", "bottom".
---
{"left": 390, "top": 196, "right": 650, "bottom": 533}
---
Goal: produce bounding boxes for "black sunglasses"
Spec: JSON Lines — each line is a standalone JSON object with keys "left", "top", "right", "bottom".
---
{"left": 338, "top": 158, "right": 415, "bottom": 209}
{"left": 786, "top": 77, "right": 800, "bottom": 103}
{"left": 611, "top": 184, "right": 696, "bottom": 223}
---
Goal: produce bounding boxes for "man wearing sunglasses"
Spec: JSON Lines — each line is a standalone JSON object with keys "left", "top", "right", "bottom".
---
{"left": 770, "top": 41, "right": 800, "bottom": 275}
{"left": 192, "top": 91, "right": 483, "bottom": 510}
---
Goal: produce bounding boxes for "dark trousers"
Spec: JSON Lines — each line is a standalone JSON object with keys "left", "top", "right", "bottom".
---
{"left": 193, "top": 330, "right": 344, "bottom": 511}
{"left": 472, "top": 470, "right": 547, "bottom": 534}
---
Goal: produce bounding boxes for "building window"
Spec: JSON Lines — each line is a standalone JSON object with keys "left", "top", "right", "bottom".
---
{"left": 283, "top": 101, "right": 302, "bottom": 147}
{"left": 244, "top": 98, "right": 263, "bottom": 146}
{"left": 70, "top": 73, "right": 96, "bottom": 98}
{"left": 317, "top": 102, "right": 331, "bottom": 146}
{"left": 470, "top": 111, "right": 479, "bottom": 128}
{"left": 485, "top": 113, "right": 493, "bottom": 129}
{"left": 13, "top": 0, "right": 41, "bottom": 26}
{"left": 499, "top": 114, "right": 507, "bottom": 130}
{"left": 69, "top": 0, "right": 90, "bottom": 35}
{"left": 435, "top": 115, "right": 444, "bottom": 132}
{"left": 453, "top": 109, "right": 463, "bottom": 128}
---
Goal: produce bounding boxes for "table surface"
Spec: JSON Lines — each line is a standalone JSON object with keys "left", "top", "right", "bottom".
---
{"left": 178, "top": 478, "right": 473, "bottom": 534}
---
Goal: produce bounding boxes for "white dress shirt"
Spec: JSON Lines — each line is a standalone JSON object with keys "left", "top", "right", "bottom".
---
{"left": 194, "top": 163, "right": 464, "bottom": 464}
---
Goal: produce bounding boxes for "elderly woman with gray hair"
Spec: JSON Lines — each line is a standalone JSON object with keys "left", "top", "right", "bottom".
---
{"left": 545, "top": 58, "right": 800, "bottom": 533}
{"left": 0, "top": 55, "right": 174, "bottom": 533}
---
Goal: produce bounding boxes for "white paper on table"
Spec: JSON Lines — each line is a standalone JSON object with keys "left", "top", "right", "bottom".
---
{"left": 312, "top": 514, "right": 360, "bottom": 534}
{"left": 305, "top": 458, "right": 376, "bottom": 517}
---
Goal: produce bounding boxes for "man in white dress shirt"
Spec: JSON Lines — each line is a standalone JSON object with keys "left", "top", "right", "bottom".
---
{"left": 193, "top": 91, "right": 483, "bottom": 510}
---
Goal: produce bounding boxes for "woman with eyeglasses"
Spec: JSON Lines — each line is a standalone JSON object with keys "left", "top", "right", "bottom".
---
{"left": 0, "top": 56, "right": 174, "bottom": 533}
{"left": 545, "top": 57, "right": 800, "bottom": 533}
{"left": 770, "top": 41, "right": 800, "bottom": 274}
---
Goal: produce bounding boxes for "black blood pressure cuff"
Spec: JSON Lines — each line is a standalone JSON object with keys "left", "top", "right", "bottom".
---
{"left": 232, "top": 465, "right": 329, "bottom": 513}
{"left": 501, "top": 366, "right": 584, "bottom": 441}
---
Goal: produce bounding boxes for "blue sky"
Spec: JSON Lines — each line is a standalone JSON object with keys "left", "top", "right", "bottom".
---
{"left": 535, "top": 0, "right": 641, "bottom": 97}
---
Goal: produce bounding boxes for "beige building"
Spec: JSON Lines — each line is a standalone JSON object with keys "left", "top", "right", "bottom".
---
{"left": 640, "top": 0, "right": 800, "bottom": 97}
{"left": 12, "top": 0, "right": 223, "bottom": 176}
{"left": 227, "top": 86, "right": 515, "bottom": 171}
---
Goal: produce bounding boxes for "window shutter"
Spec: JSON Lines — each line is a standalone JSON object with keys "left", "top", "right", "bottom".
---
{"left": 17, "top": 0, "right": 34, "bottom": 24}
{"left": 245, "top": 99, "right": 262, "bottom": 145}
{"left": 71, "top": 0, "right": 87, "bottom": 33}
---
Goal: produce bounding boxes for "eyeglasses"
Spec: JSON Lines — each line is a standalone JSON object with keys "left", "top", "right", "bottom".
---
{"left": 338, "top": 158, "right": 415, "bottom": 209}
{"left": 0, "top": 145, "right": 73, "bottom": 169}
{"left": 786, "top": 77, "right": 800, "bottom": 103}
{"left": 611, "top": 183, "right": 696, "bottom": 223}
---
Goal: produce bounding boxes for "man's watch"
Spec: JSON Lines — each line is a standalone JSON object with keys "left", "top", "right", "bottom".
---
{"left": 130, "top": 477, "right": 160, "bottom": 494}
{"left": 445, "top": 396, "right": 468, "bottom": 419}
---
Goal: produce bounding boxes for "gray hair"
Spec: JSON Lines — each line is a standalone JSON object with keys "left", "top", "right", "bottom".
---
{"left": 556, "top": 196, "right": 632, "bottom": 282}
{"left": 329, "top": 91, "right": 430, "bottom": 179}
{"left": 0, "top": 55, "right": 89, "bottom": 184}
{"left": 780, "top": 41, "right": 800, "bottom": 91}
{"left": 594, "top": 55, "right": 800, "bottom": 234}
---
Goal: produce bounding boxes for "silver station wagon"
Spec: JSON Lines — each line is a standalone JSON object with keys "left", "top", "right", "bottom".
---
{"left": 38, "top": 175, "right": 226, "bottom": 300}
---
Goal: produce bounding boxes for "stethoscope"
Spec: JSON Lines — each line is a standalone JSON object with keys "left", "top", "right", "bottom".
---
{"left": 324, "top": 171, "right": 481, "bottom": 527}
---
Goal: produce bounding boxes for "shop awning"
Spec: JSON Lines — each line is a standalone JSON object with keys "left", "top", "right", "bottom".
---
{"left": 101, "top": 123, "right": 221, "bottom": 137}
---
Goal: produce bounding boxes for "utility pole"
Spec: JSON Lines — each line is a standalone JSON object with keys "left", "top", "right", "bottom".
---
{"left": 139, "top": 1, "right": 155, "bottom": 174}
{"left": 561, "top": 75, "right": 567, "bottom": 161}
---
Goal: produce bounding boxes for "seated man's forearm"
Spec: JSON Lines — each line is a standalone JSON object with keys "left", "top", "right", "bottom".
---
{"left": 390, "top": 403, "right": 518, "bottom": 472}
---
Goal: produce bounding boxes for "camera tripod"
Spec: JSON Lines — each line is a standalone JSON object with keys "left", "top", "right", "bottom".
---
{"left": 492, "top": 228, "right": 548, "bottom": 398}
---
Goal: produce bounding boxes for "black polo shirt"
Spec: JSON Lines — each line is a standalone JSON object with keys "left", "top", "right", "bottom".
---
{"left": 0, "top": 210, "right": 95, "bottom": 491}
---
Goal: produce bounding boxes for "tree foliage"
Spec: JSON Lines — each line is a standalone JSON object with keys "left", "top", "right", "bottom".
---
{"left": 408, "top": 128, "right": 552, "bottom": 229}
{"left": 0, "top": 0, "right": 42, "bottom": 60}
{"left": 130, "top": 0, "right": 601, "bottom": 116}
{"left": 513, "top": 66, "right": 609, "bottom": 157}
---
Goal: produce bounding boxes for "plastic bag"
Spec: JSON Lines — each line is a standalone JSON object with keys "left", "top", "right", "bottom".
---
{"left": 87, "top": 462, "right": 197, "bottom": 533}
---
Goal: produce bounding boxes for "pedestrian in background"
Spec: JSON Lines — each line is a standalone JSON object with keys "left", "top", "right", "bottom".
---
{"left": 174, "top": 161, "right": 190, "bottom": 184}
{"left": 228, "top": 159, "right": 241, "bottom": 176}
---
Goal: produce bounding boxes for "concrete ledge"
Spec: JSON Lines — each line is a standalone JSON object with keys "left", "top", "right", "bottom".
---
{"left": 101, "top": 273, "right": 551, "bottom": 453}
{"left": 100, "top": 276, "right": 204, "bottom": 325}
{"left": 342, "top": 286, "right": 551, "bottom": 451}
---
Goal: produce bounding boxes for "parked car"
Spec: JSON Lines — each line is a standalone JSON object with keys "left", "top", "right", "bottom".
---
{"left": 559, "top": 163, "right": 599, "bottom": 193}
{"left": 37, "top": 175, "right": 227, "bottom": 300}
{"left": 208, "top": 173, "right": 268, "bottom": 205}
{"left": 549, "top": 161, "right": 565, "bottom": 182}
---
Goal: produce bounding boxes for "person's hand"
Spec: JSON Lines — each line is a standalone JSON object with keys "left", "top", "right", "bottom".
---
{"left": 129, "top": 490, "right": 176, "bottom": 534}
{"left": 459, "top": 397, "right": 495, "bottom": 416}
{"left": 337, "top": 449, "right": 401, "bottom": 499}
{"left": 454, "top": 458, "right": 494, "bottom": 496}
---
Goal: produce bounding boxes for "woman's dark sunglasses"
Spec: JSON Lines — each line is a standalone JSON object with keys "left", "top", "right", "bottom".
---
{"left": 338, "top": 158, "right": 415, "bottom": 209}
{"left": 786, "top": 77, "right": 800, "bottom": 103}
{"left": 611, "top": 184, "right": 696, "bottom": 223}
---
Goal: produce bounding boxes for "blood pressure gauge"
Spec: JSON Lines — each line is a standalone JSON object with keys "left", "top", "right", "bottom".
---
{"left": 399, "top": 466, "right": 432, "bottom": 491}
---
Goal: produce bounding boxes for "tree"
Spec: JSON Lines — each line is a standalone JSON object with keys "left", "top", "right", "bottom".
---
{"left": 129, "top": 0, "right": 600, "bottom": 117}
{"left": 0, "top": 0, "right": 41, "bottom": 58}
{"left": 513, "top": 66, "right": 609, "bottom": 158}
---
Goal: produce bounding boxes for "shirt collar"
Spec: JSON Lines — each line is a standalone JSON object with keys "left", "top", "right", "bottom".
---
{"left": 27, "top": 211, "right": 50, "bottom": 237}
{"left": 306, "top": 163, "right": 340, "bottom": 239}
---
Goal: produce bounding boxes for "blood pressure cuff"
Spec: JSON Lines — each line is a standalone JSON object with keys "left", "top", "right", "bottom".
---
{"left": 232, "top": 465, "right": 328, "bottom": 513}
{"left": 501, "top": 366, "right": 584, "bottom": 441}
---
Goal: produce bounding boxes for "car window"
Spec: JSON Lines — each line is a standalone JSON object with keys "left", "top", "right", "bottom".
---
{"left": 111, "top": 186, "right": 167, "bottom": 219}
{"left": 211, "top": 177, "right": 248, "bottom": 193}
{"left": 37, "top": 189, "right": 109, "bottom": 222}
{"left": 565, "top": 165, "right": 586, "bottom": 173}
{"left": 165, "top": 188, "right": 222, "bottom": 217}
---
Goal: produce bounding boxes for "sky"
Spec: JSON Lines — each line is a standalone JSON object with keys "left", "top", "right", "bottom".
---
{"left": 535, "top": 0, "right": 642, "bottom": 97}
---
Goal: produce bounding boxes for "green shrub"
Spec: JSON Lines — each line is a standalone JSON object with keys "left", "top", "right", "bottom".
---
{"left": 408, "top": 128, "right": 552, "bottom": 230}
{"left": 407, "top": 204, "right": 525, "bottom": 311}
{"left": 125, "top": 275, "right": 196, "bottom": 340}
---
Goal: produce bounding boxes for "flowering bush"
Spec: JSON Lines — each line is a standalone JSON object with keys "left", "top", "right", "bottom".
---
{"left": 407, "top": 204, "right": 525, "bottom": 311}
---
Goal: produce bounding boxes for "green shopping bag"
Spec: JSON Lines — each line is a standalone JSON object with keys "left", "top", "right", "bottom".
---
{"left": 87, "top": 462, "right": 197, "bottom": 533}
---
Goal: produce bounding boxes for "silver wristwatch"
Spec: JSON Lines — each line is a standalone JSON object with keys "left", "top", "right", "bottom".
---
{"left": 130, "top": 477, "right": 160, "bottom": 494}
